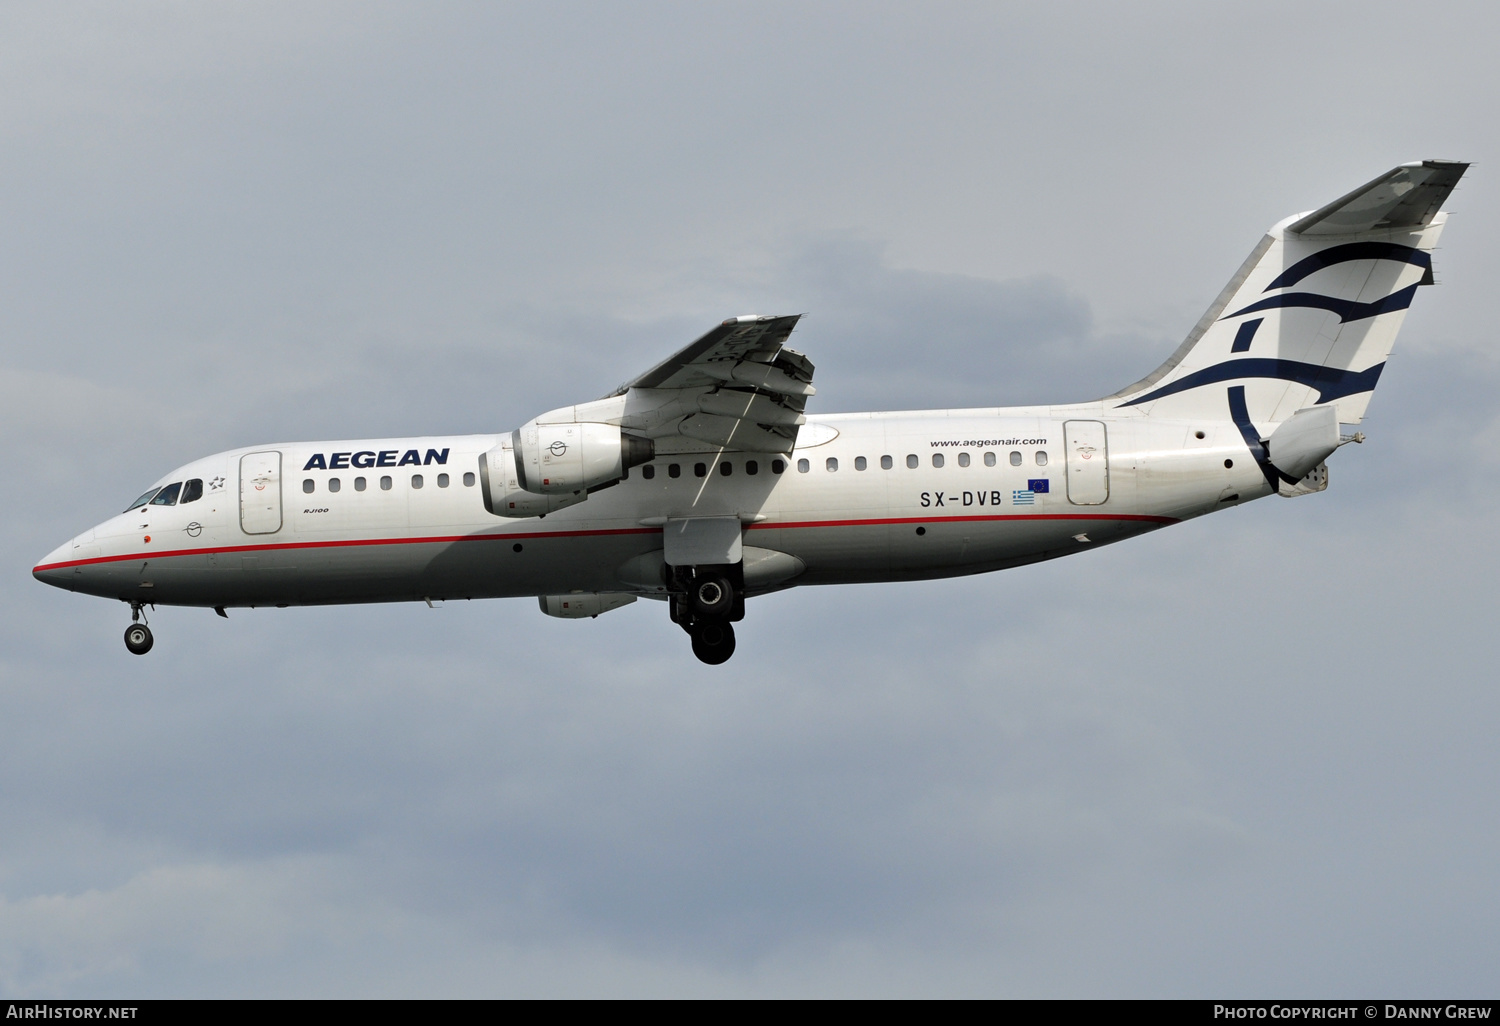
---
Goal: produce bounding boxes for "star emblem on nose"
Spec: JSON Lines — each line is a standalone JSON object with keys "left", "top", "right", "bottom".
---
{"left": 209, "top": 476, "right": 225, "bottom": 491}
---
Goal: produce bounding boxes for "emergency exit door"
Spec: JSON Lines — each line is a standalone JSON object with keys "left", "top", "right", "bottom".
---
{"left": 240, "top": 451, "right": 283, "bottom": 534}
{"left": 1063, "top": 421, "right": 1109, "bottom": 505}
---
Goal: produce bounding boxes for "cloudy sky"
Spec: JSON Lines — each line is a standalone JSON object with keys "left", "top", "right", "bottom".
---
{"left": 3, "top": 1, "right": 1498, "bottom": 997}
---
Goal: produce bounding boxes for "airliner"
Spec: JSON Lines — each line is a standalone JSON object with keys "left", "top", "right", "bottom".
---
{"left": 33, "top": 161, "right": 1466, "bottom": 663}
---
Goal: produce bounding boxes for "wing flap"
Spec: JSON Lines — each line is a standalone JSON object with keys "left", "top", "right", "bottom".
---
{"left": 613, "top": 314, "right": 815, "bottom": 454}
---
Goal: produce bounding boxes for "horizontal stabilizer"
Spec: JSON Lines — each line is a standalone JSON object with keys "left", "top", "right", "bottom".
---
{"left": 1288, "top": 160, "right": 1468, "bottom": 235}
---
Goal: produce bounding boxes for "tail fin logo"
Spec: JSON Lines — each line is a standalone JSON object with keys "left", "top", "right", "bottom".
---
{"left": 1117, "top": 241, "right": 1427, "bottom": 409}
{"left": 1119, "top": 359, "right": 1385, "bottom": 408}
{"left": 1262, "top": 242, "right": 1432, "bottom": 291}
{"left": 1105, "top": 161, "right": 1463, "bottom": 420}
{"left": 1224, "top": 240, "right": 1430, "bottom": 324}
{"left": 1223, "top": 282, "right": 1419, "bottom": 325}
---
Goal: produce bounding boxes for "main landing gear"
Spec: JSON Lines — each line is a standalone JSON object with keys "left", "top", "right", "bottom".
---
{"left": 690, "top": 619, "right": 736, "bottom": 665}
{"left": 123, "top": 601, "right": 153, "bottom": 655}
{"left": 670, "top": 566, "right": 741, "bottom": 665}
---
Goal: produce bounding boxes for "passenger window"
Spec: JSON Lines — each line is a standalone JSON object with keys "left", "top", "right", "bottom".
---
{"left": 181, "top": 479, "right": 204, "bottom": 503}
{"left": 771, "top": 459, "right": 785, "bottom": 474}
{"left": 694, "top": 463, "right": 706, "bottom": 478}
{"left": 642, "top": 465, "right": 656, "bottom": 480}
{"left": 1035, "top": 451, "right": 1048, "bottom": 466}
{"left": 720, "top": 461, "right": 732, "bottom": 476}
{"left": 881, "top": 455, "right": 893, "bottom": 470}
{"left": 463, "top": 472, "right": 475, "bottom": 487}
{"left": 932, "top": 453, "right": 944, "bottom": 468}
{"left": 329, "top": 477, "right": 341, "bottom": 493}
{"left": 797, "top": 458, "right": 810, "bottom": 473}
{"left": 1009, "top": 451, "right": 1022, "bottom": 466}
{"left": 746, "top": 460, "right": 759, "bottom": 476}
{"left": 669, "top": 464, "right": 681, "bottom": 478}
{"left": 957, "top": 452, "right": 970, "bottom": 467}
{"left": 302, "top": 479, "right": 315, "bottom": 494}
{"left": 380, "top": 476, "right": 392, "bottom": 490}
{"left": 906, "top": 454, "right": 918, "bottom": 469}
{"left": 437, "top": 473, "right": 449, "bottom": 488}
{"left": 412, "top": 474, "right": 423, "bottom": 488}
{"left": 124, "top": 488, "right": 160, "bottom": 512}
{"left": 355, "top": 477, "right": 367, "bottom": 491}
{"left": 151, "top": 482, "right": 182, "bottom": 505}
{"left": 826, "top": 457, "right": 838, "bottom": 472}
{"left": 984, "top": 452, "right": 996, "bottom": 467}
{"left": 855, "top": 456, "right": 867, "bottom": 471}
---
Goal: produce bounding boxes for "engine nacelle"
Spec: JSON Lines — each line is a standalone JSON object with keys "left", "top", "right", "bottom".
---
{"left": 479, "top": 420, "right": 653, "bottom": 518}
{"left": 479, "top": 439, "right": 586, "bottom": 517}
{"left": 538, "top": 593, "right": 637, "bottom": 618}
{"left": 513, "top": 421, "right": 652, "bottom": 494}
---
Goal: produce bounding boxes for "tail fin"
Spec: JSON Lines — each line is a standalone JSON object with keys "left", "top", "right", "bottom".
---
{"left": 1108, "top": 160, "right": 1468, "bottom": 426}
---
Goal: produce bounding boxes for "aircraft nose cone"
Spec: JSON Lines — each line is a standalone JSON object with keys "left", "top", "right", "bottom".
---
{"left": 33, "top": 540, "right": 78, "bottom": 590}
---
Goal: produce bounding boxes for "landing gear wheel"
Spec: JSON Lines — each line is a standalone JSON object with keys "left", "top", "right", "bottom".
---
{"left": 123, "top": 623, "right": 154, "bottom": 655}
{"left": 690, "top": 620, "right": 736, "bottom": 665}
{"left": 691, "top": 573, "right": 734, "bottom": 619}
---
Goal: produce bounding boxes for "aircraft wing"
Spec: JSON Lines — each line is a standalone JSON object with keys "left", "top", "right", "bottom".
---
{"left": 606, "top": 314, "right": 815, "bottom": 454}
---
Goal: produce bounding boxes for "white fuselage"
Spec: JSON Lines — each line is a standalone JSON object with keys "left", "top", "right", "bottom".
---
{"left": 34, "top": 160, "right": 1461, "bottom": 664}
{"left": 33, "top": 403, "right": 1271, "bottom": 608}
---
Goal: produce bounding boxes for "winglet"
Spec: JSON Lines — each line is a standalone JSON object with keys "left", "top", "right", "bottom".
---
{"left": 1287, "top": 159, "right": 1469, "bottom": 235}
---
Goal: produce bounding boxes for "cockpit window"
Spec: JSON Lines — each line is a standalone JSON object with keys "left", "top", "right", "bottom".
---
{"left": 125, "top": 488, "right": 160, "bottom": 512}
{"left": 181, "top": 479, "right": 204, "bottom": 504}
{"left": 150, "top": 482, "right": 183, "bottom": 506}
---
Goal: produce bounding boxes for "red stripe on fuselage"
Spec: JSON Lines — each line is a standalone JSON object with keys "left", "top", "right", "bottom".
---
{"left": 32, "top": 512, "right": 1177, "bottom": 573}
{"left": 752, "top": 513, "right": 1177, "bottom": 530}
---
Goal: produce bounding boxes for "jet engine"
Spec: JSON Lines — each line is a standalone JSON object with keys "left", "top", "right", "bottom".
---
{"left": 513, "top": 421, "right": 653, "bottom": 494}
{"left": 538, "top": 593, "right": 637, "bottom": 618}
{"left": 480, "top": 418, "right": 653, "bottom": 518}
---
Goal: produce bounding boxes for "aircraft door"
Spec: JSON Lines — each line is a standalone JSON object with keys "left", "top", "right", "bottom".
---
{"left": 239, "top": 451, "right": 283, "bottom": 534}
{"left": 1064, "top": 421, "right": 1108, "bottom": 505}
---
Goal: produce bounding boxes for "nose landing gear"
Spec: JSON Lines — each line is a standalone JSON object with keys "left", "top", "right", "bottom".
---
{"left": 124, "top": 623, "right": 154, "bottom": 655}
{"left": 123, "top": 601, "right": 154, "bottom": 655}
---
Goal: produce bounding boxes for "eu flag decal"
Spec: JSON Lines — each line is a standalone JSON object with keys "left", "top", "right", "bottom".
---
{"left": 1012, "top": 489, "right": 1035, "bottom": 506}
{"left": 1027, "top": 479, "right": 1050, "bottom": 493}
